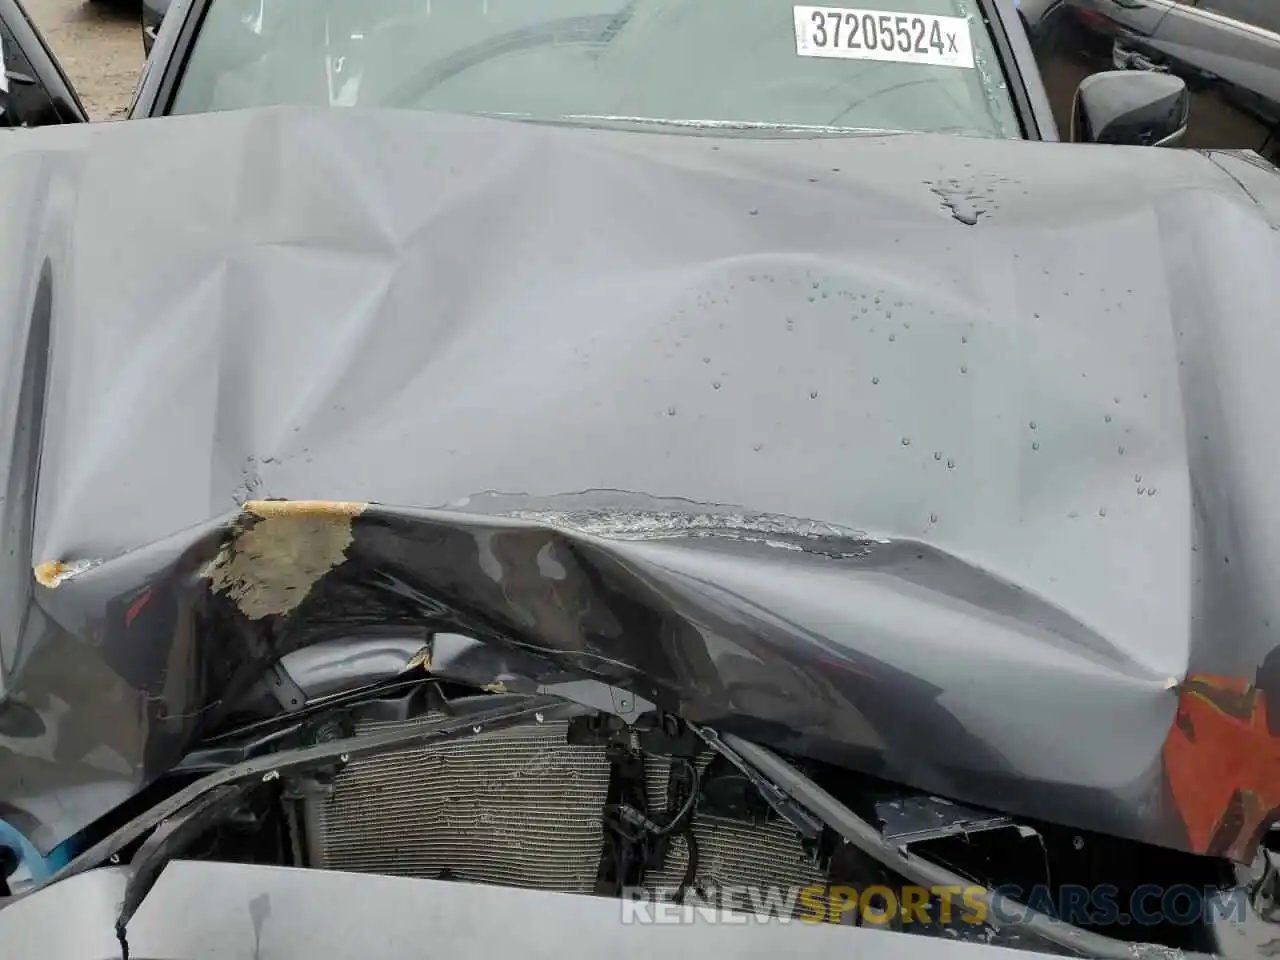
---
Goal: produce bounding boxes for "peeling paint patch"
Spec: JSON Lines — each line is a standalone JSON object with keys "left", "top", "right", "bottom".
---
{"left": 402, "top": 645, "right": 433, "bottom": 672}
{"left": 33, "top": 558, "right": 101, "bottom": 588}
{"left": 1163, "top": 671, "right": 1280, "bottom": 862}
{"left": 201, "top": 500, "right": 368, "bottom": 620}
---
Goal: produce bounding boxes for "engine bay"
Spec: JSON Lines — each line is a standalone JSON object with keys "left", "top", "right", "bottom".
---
{"left": 35, "top": 666, "right": 1272, "bottom": 960}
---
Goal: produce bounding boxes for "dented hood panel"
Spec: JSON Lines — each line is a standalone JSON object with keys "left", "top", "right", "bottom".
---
{"left": 0, "top": 107, "right": 1279, "bottom": 858}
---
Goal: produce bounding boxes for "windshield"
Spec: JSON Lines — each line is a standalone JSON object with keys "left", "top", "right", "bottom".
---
{"left": 170, "top": 0, "right": 1019, "bottom": 137}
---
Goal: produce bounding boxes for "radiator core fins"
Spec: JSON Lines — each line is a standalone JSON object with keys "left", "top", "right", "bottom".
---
{"left": 305, "top": 716, "right": 823, "bottom": 912}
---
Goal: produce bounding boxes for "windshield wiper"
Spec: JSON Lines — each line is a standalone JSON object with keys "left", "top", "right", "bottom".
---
{"left": 482, "top": 112, "right": 903, "bottom": 138}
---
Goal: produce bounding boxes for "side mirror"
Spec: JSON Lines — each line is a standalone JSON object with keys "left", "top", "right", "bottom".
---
{"left": 142, "top": 0, "right": 170, "bottom": 55}
{"left": 1071, "top": 71, "right": 1190, "bottom": 147}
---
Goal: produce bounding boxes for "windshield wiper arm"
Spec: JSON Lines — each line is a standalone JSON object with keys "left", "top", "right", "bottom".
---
{"left": 493, "top": 113, "right": 901, "bottom": 137}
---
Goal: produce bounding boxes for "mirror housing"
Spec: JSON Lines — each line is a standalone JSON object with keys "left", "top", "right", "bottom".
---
{"left": 142, "top": 0, "right": 170, "bottom": 55}
{"left": 1071, "top": 71, "right": 1190, "bottom": 147}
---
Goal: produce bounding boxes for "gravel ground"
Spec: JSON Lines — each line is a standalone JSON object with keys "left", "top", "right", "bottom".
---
{"left": 23, "top": 0, "right": 144, "bottom": 120}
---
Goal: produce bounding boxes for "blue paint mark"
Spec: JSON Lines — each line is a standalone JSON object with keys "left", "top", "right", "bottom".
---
{"left": 45, "top": 836, "right": 77, "bottom": 871}
{"left": 0, "top": 819, "right": 51, "bottom": 882}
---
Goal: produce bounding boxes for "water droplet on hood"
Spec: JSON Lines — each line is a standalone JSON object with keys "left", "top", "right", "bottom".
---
{"left": 1029, "top": 421, "right": 1038, "bottom": 430}
{"left": 1099, "top": 506, "right": 1108, "bottom": 517}
{"left": 946, "top": 458, "right": 956, "bottom": 469}
{"left": 667, "top": 406, "right": 677, "bottom": 416}
{"left": 901, "top": 437, "right": 912, "bottom": 446}
{"left": 931, "top": 183, "right": 984, "bottom": 225}
{"left": 809, "top": 391, "right": 819, "bottom": 399}
{"left": 1105, "top": 414, "right": 1112, "bottom": 423}
{"left": 934, "top": 451, "right": 942, "bottom": 461}
{"left": 872, "top": 377, "right": 880, "bottom": 385}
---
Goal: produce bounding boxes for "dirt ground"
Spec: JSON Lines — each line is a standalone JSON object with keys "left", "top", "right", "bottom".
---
{"left": 23, "top": 0, "right": 144, "bottom": 120}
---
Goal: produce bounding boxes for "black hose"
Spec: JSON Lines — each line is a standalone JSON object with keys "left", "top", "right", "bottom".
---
{"left": 673, "top": 828, "right": 699, "bottom": 904}
{"left": 657, "top": 758, "right": 700, "bottom": 836}
{"left": 607, "top": 756, "right": 701, "bottom": 838}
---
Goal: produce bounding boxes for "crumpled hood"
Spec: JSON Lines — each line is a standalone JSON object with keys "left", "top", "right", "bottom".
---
{"left": 0, "top": 106, "right": 1278, "bottom": 859}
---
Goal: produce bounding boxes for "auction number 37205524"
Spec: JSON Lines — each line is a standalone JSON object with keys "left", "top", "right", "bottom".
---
{"left": 792, "top": 6, "right": 976, "bottom": 69}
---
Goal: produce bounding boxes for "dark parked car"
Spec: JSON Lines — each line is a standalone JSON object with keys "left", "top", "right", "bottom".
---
{"left": 0, "top": 2, "right": 1277, "bottom": 959}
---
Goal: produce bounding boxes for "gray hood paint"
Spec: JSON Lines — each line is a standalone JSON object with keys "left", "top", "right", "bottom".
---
{"left": 0, "top": 106, "right": 1277, "bottom": 855}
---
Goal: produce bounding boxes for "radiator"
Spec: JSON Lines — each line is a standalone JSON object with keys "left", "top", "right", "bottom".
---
{"left": 304, "top": 716, "right": 611, "bottom": 891}
{"left": 303, "top": 715, "right": 824, "bottom": 908}
{"left": 642, "top": 755, "right": 827, "bottom": 900}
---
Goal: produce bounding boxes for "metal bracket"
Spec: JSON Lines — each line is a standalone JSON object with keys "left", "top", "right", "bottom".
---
{"left": 874, "top": 794, "right": 1012, "bottom": 846}
{"left": 535, "top": 680, "right": 654, "bottom": 725}
{"left": 115, "top": 782, "right": 255, "bottom": 958}
{"left": 266, "top": 662, "right": 307, "bottom": 713}
{"left": 281, "top": 774, "right": 339, "bottom": 801}
{"left": 691, "top": 725, "right": 823, "bottom": 840}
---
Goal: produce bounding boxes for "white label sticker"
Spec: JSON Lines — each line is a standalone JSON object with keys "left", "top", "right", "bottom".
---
{"left": 794, "top": 6, "right": 975, "bottom": 69}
